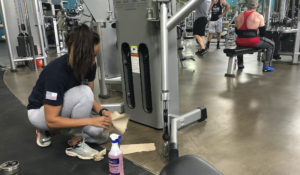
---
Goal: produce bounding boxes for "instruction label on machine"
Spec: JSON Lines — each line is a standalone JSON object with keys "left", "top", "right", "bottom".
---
{"left": 131, "top": 46, "right": 140, "bottom": 74}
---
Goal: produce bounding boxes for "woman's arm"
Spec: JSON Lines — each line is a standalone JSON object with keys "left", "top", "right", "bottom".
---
{"left": 44, "top": 104, "right": 111, "bottom": 129}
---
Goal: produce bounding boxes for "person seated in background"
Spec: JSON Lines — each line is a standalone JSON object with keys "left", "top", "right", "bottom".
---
{"left": 235, "top": 0, "right": 275, "bottom": 72}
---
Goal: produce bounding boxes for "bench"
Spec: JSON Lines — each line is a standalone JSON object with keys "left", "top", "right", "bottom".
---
{"left": 223, "top": 47, "right": 263, "bottom": 77}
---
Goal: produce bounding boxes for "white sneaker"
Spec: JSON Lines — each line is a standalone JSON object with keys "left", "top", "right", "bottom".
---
{"left": 65, "top": 140, "right": 99, "bottom": 160}
{"left": 36, "top": 129, "right": 51, "bottom": 147}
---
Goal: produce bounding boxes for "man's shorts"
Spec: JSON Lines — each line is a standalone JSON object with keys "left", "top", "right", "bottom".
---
{"left": 209, "top": 18, "right": 222, "bottom": 33}
{"left": 193, "top": 17, "right": 208, "bottom": 36}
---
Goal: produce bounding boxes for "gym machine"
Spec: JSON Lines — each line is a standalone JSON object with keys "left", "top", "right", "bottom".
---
{"left": 41, "top": 1, "right": 62, "bottom": 54}
{"left": 264, "top": 0, "right": 300, "bottom": 64}
{"left": 81, "top": 0, "right": 121, "bottom": 99}
{"left": 0, "top": 0, "right": 47, "bottom": 71}
{"left": 113, "top": 0, "right": 207, "bottom": 161}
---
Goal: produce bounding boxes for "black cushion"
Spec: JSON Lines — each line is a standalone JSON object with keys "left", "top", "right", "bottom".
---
{"left": 184, "top": 36, "right": 194, "bottom": 39}
{"left": 223, "top": 47, "right": 262, "bottom": 57}
{"left": 160, "top": 155, "right": 223, "bottom": 175}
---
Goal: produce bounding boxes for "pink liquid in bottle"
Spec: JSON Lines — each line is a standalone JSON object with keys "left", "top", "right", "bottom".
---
{"left": 109, "top": 153, "right": 124, "bottom": 175}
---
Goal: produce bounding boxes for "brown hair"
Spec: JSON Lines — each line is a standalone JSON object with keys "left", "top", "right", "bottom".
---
{"left": 65, "top": 24, "right": 100, "bottom": 80}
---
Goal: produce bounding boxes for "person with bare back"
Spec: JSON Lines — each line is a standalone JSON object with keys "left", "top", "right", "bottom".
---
{"left": 235, "top": 0, "right": 275, "bottom": 72}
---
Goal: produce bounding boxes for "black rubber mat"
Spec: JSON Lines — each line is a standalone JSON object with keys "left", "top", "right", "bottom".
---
{"left": 0, "top": 71, "right": 154, "bottom": 175}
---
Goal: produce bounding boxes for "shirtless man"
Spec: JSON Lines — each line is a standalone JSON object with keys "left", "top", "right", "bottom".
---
{"left": 235, "top": 0, "right": 275, "bottom": 72}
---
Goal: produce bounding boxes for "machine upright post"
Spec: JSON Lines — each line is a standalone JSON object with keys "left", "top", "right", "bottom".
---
{"left": 96, "top": 23, "right": 110, "bottom": 98}
{"left": 160, "top": 0, "right": 205, "bottom": 161}
{"left": 34, "top": 0, "right": 47, "bottom": 66}
{"left": 160, "top": 2, "right": 171, "bottom": 156}
{"left": 266, "top": 0, "right": 272, "bottom": 29}
{"left": 51, "top": 4, "right": 60, "bottom": 54}
{"left": 279, "top": 0, "right": 287, "bottom": 22}
{"left": 23, "top": 0, "right": 38, "bottom": 71}
{"left": 161, "top": 2, "right": 169, "bottom": 99}
{"left": 0, "top": 0, "right": 16, "bottom": 71}
{"left": 292, "top": 10, "right": 300, "bottom": 64}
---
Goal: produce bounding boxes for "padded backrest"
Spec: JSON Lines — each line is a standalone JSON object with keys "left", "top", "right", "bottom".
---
{"left": 160, "top": 155, "right": 223, "bottom": 175}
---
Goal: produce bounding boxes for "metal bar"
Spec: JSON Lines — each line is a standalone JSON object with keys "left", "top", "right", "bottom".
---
{"left": 266, "top": 0, "right": 272, "bottom": 29}
{"left": 38, "top": 0, "right": 49, "bottom": 52}
{"left": 278, "top": 52, "right": 300, "bottom": 56}
{"left": 34, "top": 0, "right": 47, "bottom": 65}
{"left": 96, "top": 23, "right": 109, "bottom": 98}
{"left": 101, "top": 103, "right": 124, "bottom": 113}
{"left": 14, "top": 57, "right": 46, "bottom": 62}
{"left": 23, "top": 0, "right": 38, "bottom": 71}
{"left": 161, "top": 3, "right": 169, "bottom": 96}
{"left": 167, "top": 0, "right": 204, "bottom": 30}
{"left": 280, "top": 0, "right": 287, "bottom": 21}
{"left": 170, "top": 115, "right": 178, "bottom": 145}
{"left": 225, "top": 56, "right": 236, "bottom": 77}
{"left": 291, "top": 0, "right": 296, "bottom": 19}
{"left": 51, "top": 4, "right": 60, "bottom": 54}
{"left": 0, "top": 0, "right": 16, "bottom": 71}
{"left": 292, "top": 12, "right": 300, "bottom": 64}
{"left": 105, "top": 77, "right": 122, "bottom": 84}
{"left": 169, "top": 109, "right": 201, "bottom": 143}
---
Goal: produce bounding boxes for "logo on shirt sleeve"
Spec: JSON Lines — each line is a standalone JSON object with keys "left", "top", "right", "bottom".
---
{"left": 45, "top": 91, "right": 58, "bottom": 101}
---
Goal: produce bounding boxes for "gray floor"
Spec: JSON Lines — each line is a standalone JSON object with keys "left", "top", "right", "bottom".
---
{"left": 2, "top": 40, "right": 300, "bottom": 175}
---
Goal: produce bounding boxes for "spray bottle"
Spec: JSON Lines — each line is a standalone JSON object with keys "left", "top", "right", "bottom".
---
{"left": 108, "top": 133, "right": 124, "bottom": 175}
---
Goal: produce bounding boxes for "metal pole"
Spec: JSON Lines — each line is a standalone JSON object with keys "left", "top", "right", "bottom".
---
{"left": 23, "top": 0, "right": 38, "bottom": 71}
{"left": 34, "top": 0, "right": 47, "bottom": 65}
{"left": 292, "top": 10, "right": 300, "bottom": 64}
{"left": 167, "top": 0, "right": 203, "bottom": 31}
{"left": 170, "top": 116, "right": 178, "bottom": 147}
{"left": 291, "top": 0, "right": 296, "bottom": 19}
{"left": 0, "top": 0, "right": 16, "bottom": 71}
{"left": 160, "top": 3, "right": 171, "bottom": 154}
{"left": 279, "top": 0, "right": 287, "bottom": 21}
{"left": 96, "top": 23, "right": 109, "bottom": 98}
{"left": 161, "top": 3, "right": 169, "bottom": 99}
{"left": 51, "top": 4, "right": 61, "bottom": 54}
{"left": 266, "top": 0, "right": 272, "bottom": 29}
{"left": 38, "top": 0, "right": 49, "bottom": 54}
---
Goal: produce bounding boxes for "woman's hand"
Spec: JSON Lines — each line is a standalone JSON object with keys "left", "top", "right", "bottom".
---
{"left": 92, "top": 116, "right": 112, "bottom": 129}
{"left": 102, "top": 110, "right": 113, "bottom": 120}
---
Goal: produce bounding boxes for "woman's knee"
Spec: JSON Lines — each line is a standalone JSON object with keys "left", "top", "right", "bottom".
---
{"left": 65, "top": 85, "right": 94, "bottom": 103}
{"left": 27, "top": 108, "right": 49, "bottom": 130}
{"left": 83, "top": 126, "right": 105, "bottom": 138}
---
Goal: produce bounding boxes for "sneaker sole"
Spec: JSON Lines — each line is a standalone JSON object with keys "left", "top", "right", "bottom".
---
{"left": 65, "top": 150, "right": 94, "bottom": 160}
{"left": 200, "top": 50, "right": 208, "bottom": 56}
{"left": 36, "top": 140, "right": 51, "bottom": 147}
{"left": 36, "top": 130, "right": 51, "bottom": 148}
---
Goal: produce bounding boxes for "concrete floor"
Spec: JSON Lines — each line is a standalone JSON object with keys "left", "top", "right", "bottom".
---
{"left": 2, "top": 40, "right": 300, "bottom": 175}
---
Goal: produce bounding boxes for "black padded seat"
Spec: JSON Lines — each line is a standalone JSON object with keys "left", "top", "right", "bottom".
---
{"left": 184, "top": 36, "right": 194, "bottom": 39}
{"left": 160, "top": 155, "right": 223, "bottom": 175}
{"left": 178, "top": 47, "right": 184, "bottom": 50}
{"left": 223, "top": 47, "right": 262, "bottom": 57}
